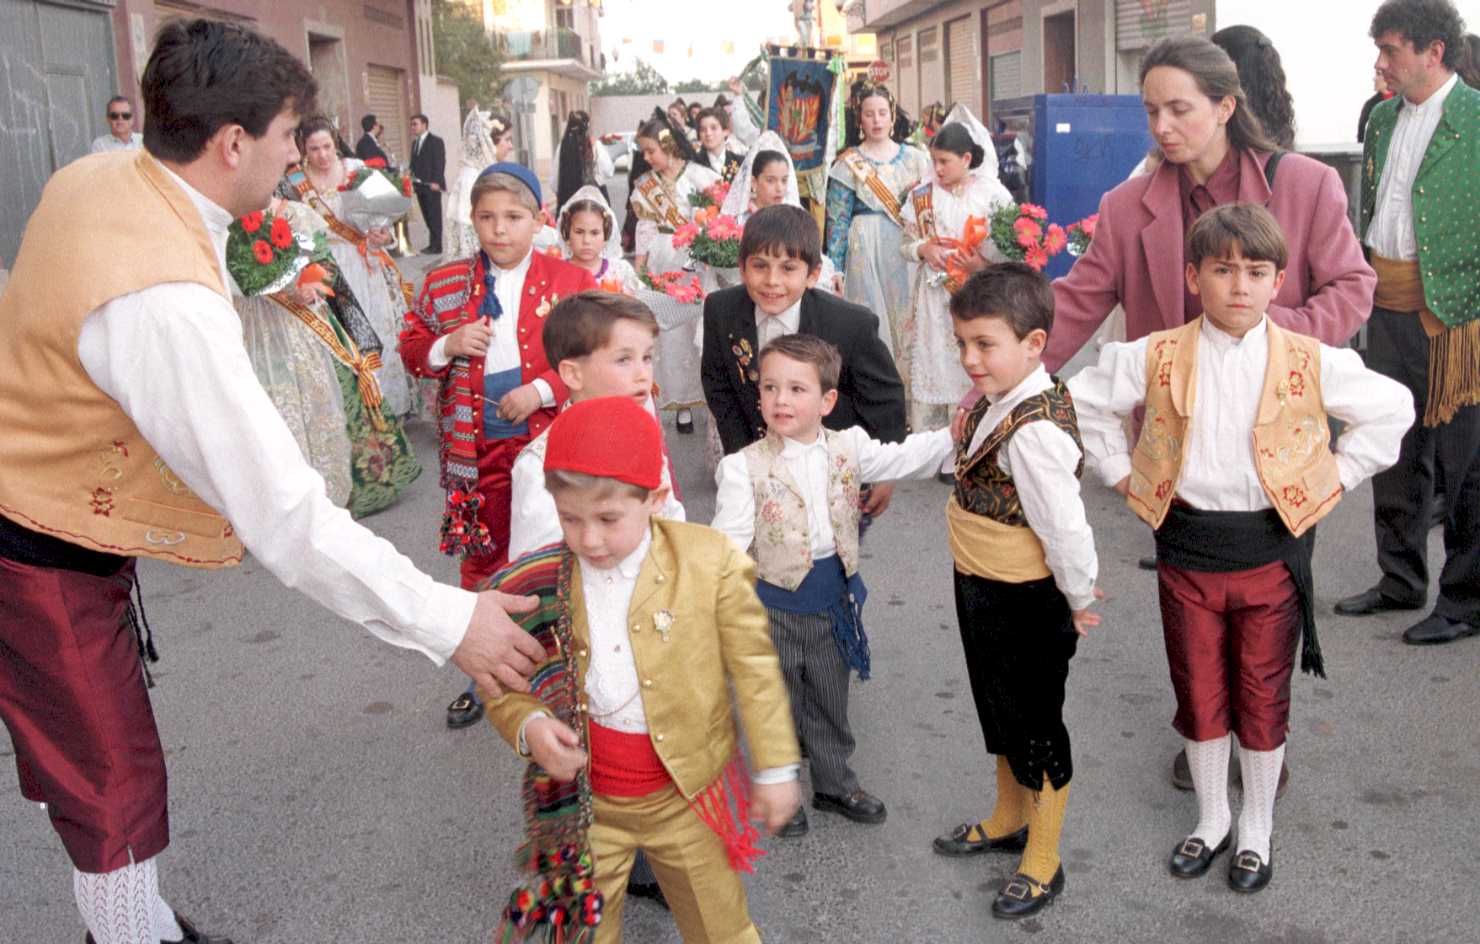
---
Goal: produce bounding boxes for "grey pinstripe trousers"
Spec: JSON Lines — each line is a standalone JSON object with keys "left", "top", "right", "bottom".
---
{"left": 766, "top": 606, "right": 859, "bottom": 796}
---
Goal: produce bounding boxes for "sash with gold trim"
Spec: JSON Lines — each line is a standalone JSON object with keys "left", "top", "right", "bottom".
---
{"left": 289, "top": 169, "right": 415, "bottom": 311}
{"left": 634, "top": 172, "right": 688, "bottom": 231}
{"left": 909, "top": 183, "right": 939, "bottom": 241}
{"left": 840, "top": 149, "right": 906, "bottom": 228}
{"left": 269, "top": 294, "right": 388, "bottom": 431}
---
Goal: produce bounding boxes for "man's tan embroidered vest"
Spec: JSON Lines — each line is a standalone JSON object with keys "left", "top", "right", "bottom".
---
{"left": 1128, "top": 318, "right": 1342, "bottom": 538}
{"left": 0, "top": 151, "right": 244, "bottom": 567}
{"left": 740, "top": 430, "right": 861, "bottom": 591}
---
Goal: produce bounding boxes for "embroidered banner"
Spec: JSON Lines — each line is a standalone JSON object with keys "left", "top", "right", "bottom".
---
{"left": 767, "top": 57, "right": 836, "bottom": 174}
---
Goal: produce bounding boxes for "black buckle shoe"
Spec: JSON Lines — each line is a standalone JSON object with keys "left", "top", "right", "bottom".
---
{"left": 1228, "top": 849, "right": 1273, "bottom": 893}
{"left": 778, "top": 807, "right": 809, "bottom": 837}
{"left": 446, "top": 691, "right": 484, "bottom": 729}
{"left": 992, "top": 866, "right": 1065, "bottom": 920}
{"left": 1168, "top": 832, "right": 1230, "bottom": 878}
{"left": 626, "top": 876, "right": 670, "bottom": 910}
{"left": 813, "top": 789, "right": 887, "bottom": 824}
{"left": 932, "top": 821, "right": 1028, "bottom": 857}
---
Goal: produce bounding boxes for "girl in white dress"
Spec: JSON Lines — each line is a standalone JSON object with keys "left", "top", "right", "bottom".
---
{"left": 446, "top": 105, "right": 514, "bottom": 259}
{"left": 900, "top": 108, "right": 1014, "bottom": 432}
{"left": 825, "top": 84, "right": 932, "bottom": 362}
{"left": 722, "top": 130, "right": 841, "bottom": 294}
{"left": 557, "top": 185, "right": 641, "bottom": 293}
{"left": 630, "top": 114, "right": 721, "bottom": 431}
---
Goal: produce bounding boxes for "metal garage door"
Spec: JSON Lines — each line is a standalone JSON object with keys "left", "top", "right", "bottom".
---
{"left": 1115, "top": 0, "right": 1193, "bottom": 51}
{"left": 918, "top": 26, "right": 943, "bottom": 112}
{"left": 366, "top": 64, "right": 407, "bottom": 165}
{"left": 895, "top": 34, "right": 916, "bottom": 117}
{"left": 990, "top": 50, "right": 1022, "bottom": 105}
{"left": 946, "top": 16, "right": 977, "bottom": 113}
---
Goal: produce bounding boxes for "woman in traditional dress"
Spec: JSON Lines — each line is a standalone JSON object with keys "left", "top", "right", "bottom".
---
{"left": 825, "top": 83, "right": 931, "bottom": 361}
{"left": 553, "top": 110, "right": 614, "bottom": 212}
{"left": 721, "top": 130, "right": 841, "bottom": 292}
{"left": 294, "top": 117, "right": 418, "bottom": 420}
{"left": 899, "top": 109, "right": 1014, "bottom": 432}
{"left": 447, "top": 103, "right": 514, "bottom": 259}
{"left": 630, "top": 113, "right": 722, "bottom": 433}
{"left": 275, "top": 166, "right": 423, "bottom": 518}
{"left": 557, "top": 185, "right": 642, "bottom": 294}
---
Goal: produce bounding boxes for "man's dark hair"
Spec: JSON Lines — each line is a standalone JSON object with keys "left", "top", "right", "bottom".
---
{"left": 141, "top": 19, "right": 316, "bottom": 163}
{"left": 411, "top": 113, "right": 429, "bottom": 125}
{"left": 759, "top": 334, "right": 842, "bottom": 393}
{"left": 544, "top": 291, "right": 659, "bottom": 366}
{"left": 739, "top": 204, "right": 821, "bottom": 270}
{"left": 361, "top": 114, "right": 378, "bottom": 133}
{"left": 949, "top": 262, "right": 1055, "bottom": 340}
{"left": 696, "top": 106, "right": 730, "bottom": 132}
{"left": 106, "top": 95, "right": 132, "bottom": 112}
{"left": 1186, "top": 202, "right": 1290, "bottom": 271}
{"left": 1371, "top": 0, "right": 1468, "bottom": 69}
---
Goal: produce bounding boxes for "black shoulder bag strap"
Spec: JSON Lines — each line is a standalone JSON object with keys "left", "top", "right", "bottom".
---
{"left": 1263, "top": 149, "right": 1285, "bottom": 189}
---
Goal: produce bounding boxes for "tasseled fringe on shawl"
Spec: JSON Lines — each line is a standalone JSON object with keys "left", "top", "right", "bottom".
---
{"left": 689, "top": 754, "right": 764, "bottom": 874}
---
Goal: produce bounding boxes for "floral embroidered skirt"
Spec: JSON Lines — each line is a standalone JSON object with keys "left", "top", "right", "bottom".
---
{"left": 334, "top": 363, "right": 422, "bottom": 518}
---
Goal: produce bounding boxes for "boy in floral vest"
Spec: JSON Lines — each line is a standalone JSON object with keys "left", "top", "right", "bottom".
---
{"left": 1070, "top": 204, "right": 1411, "bottom": 894}
{"left": 711, "top": 333, "right": 954, "bottom": 837}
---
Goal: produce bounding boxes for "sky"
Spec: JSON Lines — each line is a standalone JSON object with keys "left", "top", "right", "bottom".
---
{"left": 596, "top": 0, "right": 802, "bottom": 84}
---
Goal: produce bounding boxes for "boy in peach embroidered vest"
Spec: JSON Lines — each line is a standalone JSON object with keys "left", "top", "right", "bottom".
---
{"left": 483, "top": 397, "right": 800, "bottom": 943}
{"left": 1070, "top": 204, "right": 1412, "bottom": 893}
{"left": 711, "top": 334, "right": 954, "bottom": 838}
{"left": 931, "top": 264, "right": 1101, "bottom": 922}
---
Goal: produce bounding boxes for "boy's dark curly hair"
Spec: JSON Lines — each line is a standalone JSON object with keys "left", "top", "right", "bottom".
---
{"left": 1370, "top": 0, "right": 1468, "bottom": 69}
{"left": 1211, "top": 25, "right": 1296, "bottom": 150}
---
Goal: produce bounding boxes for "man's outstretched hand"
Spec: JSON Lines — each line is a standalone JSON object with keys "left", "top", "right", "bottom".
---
{"left": 451, "top": 590, "right": 545, "bottom": 697}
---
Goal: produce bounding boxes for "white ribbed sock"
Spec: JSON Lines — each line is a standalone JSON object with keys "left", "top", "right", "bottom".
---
{"left": 74, "top": 858, "right": 157, "bottom": 944}
{"left": 1237, "top": 743, "right": 1285, "bottom": 860}
{"left": 1185, "top": 734, "right": 1232, "bottom": 845}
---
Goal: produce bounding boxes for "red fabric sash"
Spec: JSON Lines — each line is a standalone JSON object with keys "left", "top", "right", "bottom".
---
{"left": 588, "top": 722, "right": 671, "bottom": 798}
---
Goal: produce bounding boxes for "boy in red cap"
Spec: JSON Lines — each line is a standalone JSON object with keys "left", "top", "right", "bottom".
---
{"left": 482, "top": 396, "right": 802, "bottom": 943}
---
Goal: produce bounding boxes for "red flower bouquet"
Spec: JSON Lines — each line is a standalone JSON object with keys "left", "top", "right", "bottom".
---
{"left": 674, "top": 205, "right": 743, "bottom": 269}
{"left": 687, "top": 180, "right": 732, "bottom": 210}
{"left": 989, "top": 202, "right": 1067, "bottom": 272}
{"left": 640, "top": 268, "right": 705, "bottom": 305}
{"left": 1066, "top": 213, "right": 1098, "bottom": 257}
{"left": 226, "top": 209, "right": 329, "bottom": 297}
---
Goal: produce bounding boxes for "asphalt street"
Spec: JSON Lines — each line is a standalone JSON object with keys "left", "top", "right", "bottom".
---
{"left": 4, "top": 233, "right": 1477, "bottom": 942}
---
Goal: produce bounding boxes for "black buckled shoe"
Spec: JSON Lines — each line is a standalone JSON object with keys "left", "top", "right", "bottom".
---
{"left": 778, "top": 806, "right": 809, "bottom": 838}
{"left": 88, "top": 912, "right": 233, "bottom": 944}
{"left": 1228, "top": 849, "right": 1273, "bottom": 893}
{"left": 991, "top": 866, "right": 1065, "bottom": 920}
{"left": 1168, "top": 832, "right": 1230, "bottom": 878}
{"left": 1402, "top": 613, "right": 1480, "bottom": 645}
{"left": 446, "top": 691, "right": 484, "bottom": 729}
{"left": 1334, "top": 587, "right": 1424, "bottom": 617}
{"left": 813, "top": 789, "right": 887, "bottom": 824}
{"left": 932, "top": 821, "right": 1028, "bottom": 857}
{"left": 626, "top": 876, "right": 670, "bottom": 910}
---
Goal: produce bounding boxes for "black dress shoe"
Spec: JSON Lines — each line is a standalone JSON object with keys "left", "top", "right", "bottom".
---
{"left": 626, "top": 877, "right": 670, "bottom": 910}
{"left": 1172, "top": 749, "right": 1290, "bottom": 798}
{"left": 446, "top": 691, "right": 484, "bottom": 729}
{"left": 991, "top": 866, "right": 1065, "bottom": 919}
{"left": 89, "top": 912, "right": 233, "bottom": 944}
{"left": 1402, "top": 613, "right": 1480, "bottom": 645}
{"left": 1228, "top": 849, "right": 1273, "bottom": 893}
{"left": 1168, "top": 832, "right": 1230, "bottom": 878}
{"left": 675, "top": 409, "right": 694, "bottom": 434}
{"left": 778, "top": 807, "right": 809, "bottom": 837}
{"left": 932, "top": 822, "right": 1028, "bottom": 857}
{"left": 1334, "top": 587, "right": 1424, "bottom": 617}
{"left": 813, "top": 789, "right": 887, "bottom": 824}
{"left": 1138, "top": 555, "right": 1158, "bottom": 571}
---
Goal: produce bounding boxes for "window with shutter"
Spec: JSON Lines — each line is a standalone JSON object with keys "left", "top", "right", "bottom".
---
{"left": 366, "top": 65, "right": 407, "bottom": 163}
{"left": 990, "top": 51, "right": 1022, "bottom": 104}
{"left": 946, "top": 16, "right": 976, "bottom": 112}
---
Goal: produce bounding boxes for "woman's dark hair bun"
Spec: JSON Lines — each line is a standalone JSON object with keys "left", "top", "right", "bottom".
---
{"left": 930, "top": 122, "right": 985, "bottom": 169}
{"left": 969, "top": 143, "right": 985, "bottom": 169}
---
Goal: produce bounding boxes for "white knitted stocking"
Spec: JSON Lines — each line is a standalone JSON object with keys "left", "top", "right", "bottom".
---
{"left": 1185, "top": 734, "right": 1232, "bottom": 844}
{"left": 73, "top": 858, "right": 157, "bottom": 944}
{"left": 1237, "top": 743, "right": 1285, "bottom": 860}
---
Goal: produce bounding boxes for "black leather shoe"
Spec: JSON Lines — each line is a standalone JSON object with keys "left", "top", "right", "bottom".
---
{"left": 778, "top": 807, "right": 809, "bottom": 837}
{"left": 446, "top": 691, "right": 484, "bottom": 729}
{"left": 675, "top": 409, "right": 694, "bottom": 434}
{"left": 991, "top": 866, "right": 1065, "bottom": 919}
{"left": 89, "top": 913, "right": 233, "bottom": 944}
{"left": 1402, "top": 613, "right": 1480, "bottom": 645}
{"left": 1334, "top": 587, "right": 1424, "bottom": 617}
{"left": 1138, "top": 555, "right": 1158, "bottom": 571}
{"left": 813, "top": 789, "right": 887, "bottom": 824}
{"left": 932, "top": 821, "right": 1028, "bottom": 857}
{"left": 1228, "top": 849, "right": 1273, "bottom": 893}
{"left": 1172, "top": 749, "right": 1290, "bottom": 798}
{"left": 626, "top": 877, "right": 670, "bottom": 910}
{"left": 1168, "top": 833, "right": 1230, "bottom": 878}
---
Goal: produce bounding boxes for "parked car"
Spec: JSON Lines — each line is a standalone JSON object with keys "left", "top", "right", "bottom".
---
{"left": 601, "top": 132, "right": 635, "bottom": 174}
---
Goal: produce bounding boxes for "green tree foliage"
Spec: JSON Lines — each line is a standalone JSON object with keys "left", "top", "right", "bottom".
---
{"left": 673, "top": 78, "right": 727, "bottom": 94}
{"left": 433, "top": 0, "right": 505, "bottom": 106}
{"left": 590, "top": 58, "right": 670, "bottom": 97}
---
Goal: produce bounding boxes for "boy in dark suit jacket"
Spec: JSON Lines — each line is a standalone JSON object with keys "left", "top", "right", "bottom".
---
{"left": 701, "top": 204, "right": 906, "bottom": 462}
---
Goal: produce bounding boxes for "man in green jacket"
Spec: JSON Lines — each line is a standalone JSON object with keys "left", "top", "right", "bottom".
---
{"left": 1338, "top": 0, "right": 1479, "bottom": 645}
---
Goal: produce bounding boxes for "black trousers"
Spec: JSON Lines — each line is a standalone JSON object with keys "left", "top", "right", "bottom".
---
{"left": 416, "top": 187, "right": 443, "bottom": 253}
{"left": 953, "top": 569, "right": 1078, "bottom": 791}
{"left": 1365, "top": 306, "right": 1480, "bottom": 623}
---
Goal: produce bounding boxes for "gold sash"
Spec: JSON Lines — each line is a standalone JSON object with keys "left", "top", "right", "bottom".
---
{"left": 635, "top": 173, "right": 689, "bottom": 231}
{"left": 910, "top": 184, "right": 938, "bottom": 240}
{"left": 946, "top": 495, "right": 1051, "bottom": 583}
{"left": 1372, "top": 253, "right": 1480, "bottom": 427}
{"left": 841, "top": 150, "right": 906, "bottom": 228}
{"left": 270, "top": 294, "right": 389, "bottom": 431}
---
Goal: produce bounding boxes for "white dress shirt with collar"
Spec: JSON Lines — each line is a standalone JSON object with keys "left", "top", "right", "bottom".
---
{"left": 755, "top": 297, "right": 801, "bottom": 348}
{"left": 425, "top": 248, "right": 555, "bottom": 406}
{"left": 74, "top": 166, "right": 475, "bottom": 662}
{"left": 965, "top": 364, "right": 1099, "bottom": 611}
{"left": 90, "top": 132, "right": 143, "bottom": 154}
{"left": 711, "top": 425, "right": 954, "bottom": 559}
{"left": 1069, "top": 316, "right": 1413, "bottom": 515}
{"left": 1366, "top": 71, "right": 1459, "bottom": 261}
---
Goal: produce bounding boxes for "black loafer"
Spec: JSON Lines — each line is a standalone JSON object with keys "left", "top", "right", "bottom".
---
{"left": 675, "top": 409, "right": 694, "bottom": 434}
{"left": 626, "top": 877, "right": 670, "bottom": 910}
{"left": 1138, "top": 555, "right": 1158, "bottom": 571}
{"left": 1334, "top": 587, "right": 1424, "bottom": 617}
{"left": 1168, "top": 833, "right": 1230, "bottom": 878}
{"left": 446, "top": 691, "right": 484, "bottom": 729}
{"left": 778, "top": 807, "right": 809, "bottom": 837}
{"left": 992, "top": 866, "right": 1065, "bottom": 919}
{"left": 1228, "top": 849, "right": 1273, "bottom": 893}
{"left": 90, "top": 913, "right": 233, "bottom": 944}
{"left": 813, "top": 789, "right": 887, "bottom": 824}
{"left": 1402, "top": 613, "right": 1480, "bottom": 645}
{"left": 932, "top": 822, "right": 1028, "bottom": 857}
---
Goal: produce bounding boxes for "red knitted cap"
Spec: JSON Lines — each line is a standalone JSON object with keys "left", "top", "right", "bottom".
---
{"left": 544, "top": 396, "right": 663, "bottom": 491}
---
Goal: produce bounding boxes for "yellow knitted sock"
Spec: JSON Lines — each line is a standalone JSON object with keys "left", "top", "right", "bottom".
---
{"left": 1018, "top": 776, "right": 1070, "bottom": 886}
{"left": 975, "top": 756, "right": 1028, "bottom": 840}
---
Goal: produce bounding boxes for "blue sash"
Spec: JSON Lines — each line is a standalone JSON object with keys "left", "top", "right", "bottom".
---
{"left": 757, "top": 554, "right": 871, "bottom": 680}
{"left": 482, "top": 367, "right": 529, "bottom": 440}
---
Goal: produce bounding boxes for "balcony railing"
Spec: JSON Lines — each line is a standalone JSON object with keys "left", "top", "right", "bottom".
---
{"left": 495, "top": 27, "right": 590, "bottom": 66}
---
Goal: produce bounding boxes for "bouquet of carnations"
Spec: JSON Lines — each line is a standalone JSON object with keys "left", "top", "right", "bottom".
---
{"left": 337, "top": 158, "right": 414, "bottom": 235}
{"left": 673, "top": 206, "right": 743, "bottom": 270}
{"left": 226, "top": 209, "right": 332, "bottom": 297}
{"left": 988, "top": 202, "right": 1067, "bottom": 272}
{"left": 687, "top": 180, "right": 731, "bottom": 210}
{"left": 1066, "top": 213, "right": 1098, "bottom": 257}
{"left": 339, "top": 157, "right": 414, "bottom": 197}
{"left": 640, "top": 268, "right": 705, "bottom": 305}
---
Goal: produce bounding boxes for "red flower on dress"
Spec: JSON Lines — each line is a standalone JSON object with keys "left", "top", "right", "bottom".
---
{"left": 1156, "top": 360, "right": 1174, "bottom": 387}
{"left": 1281, "top": 484, "right": 1308, "bottom": 507}
{"left": 90, "top": 487, "right": 114, "bottom": 516}
{"left": 1287, "top": 370, "right": 1306, "bottom": 397}
{"left": 251, "top": 239, "right": 274, "bottom": 265}
{"left": 1155, "top": 479, "right": 1174, "bottom": 500}
{"left": 269, "top": 216, "right": 293, "bottom": 250}
{"left": 240, "top": 211, "right": 264, "bottom": 233}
